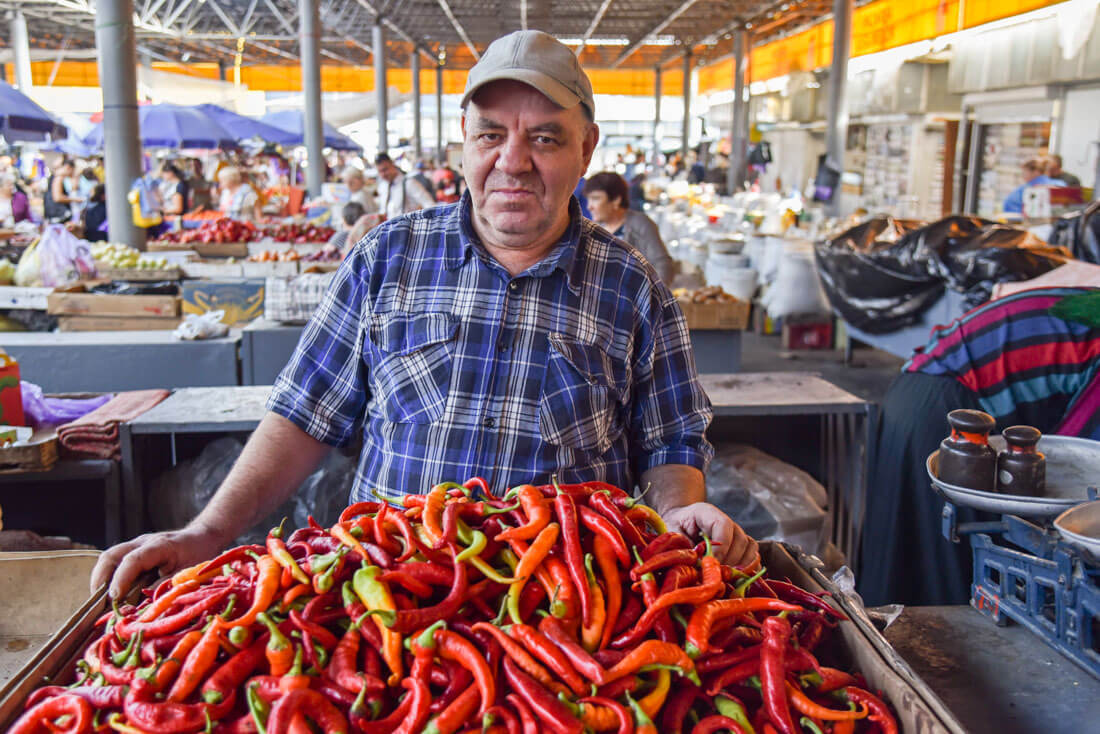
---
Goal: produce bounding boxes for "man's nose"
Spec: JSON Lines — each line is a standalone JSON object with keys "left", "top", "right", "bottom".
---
{"left": 495, "top": 136, "right": 533, "bottom": 176}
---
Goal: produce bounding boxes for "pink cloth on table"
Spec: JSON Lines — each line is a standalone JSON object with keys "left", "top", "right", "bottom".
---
{"left": 57, "top": 389, "right": 170, "bottom": 460}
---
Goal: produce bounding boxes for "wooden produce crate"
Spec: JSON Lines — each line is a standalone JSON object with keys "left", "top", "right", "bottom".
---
{"left": 180, "top": 260, "right": 245, "bottom": 279}
{"left": 241, "top": 261, "right": 300, "bottom": 278}
{"left": 94, "top": 267, "right": 182, "bottom": 282}
{"left": 0, "top": 429, "right": 57, "bottom": 474}
{"left": 147, "top": 242, "right": 250, "bottom": 258}
{"left": 679, "top": 298, "right": 751, "bottom": 330}
{"left": 48, "top": 292, "right": 180, "bottom": 319}
{"left": 0, "top": 542, "right": 966, "bottom": 732}
{"left": 57, "top": 316, "right": 181, "bottom": 332}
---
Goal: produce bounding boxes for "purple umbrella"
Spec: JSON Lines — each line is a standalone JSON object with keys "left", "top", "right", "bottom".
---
{"left": 0, "top": 81, "right": 66, "bottom": 142}
{"left": 259, "top": 109, "right": 361, "bottom": 151}
{"left": 84, "top": 103, "right": 238, "bottom": 150}
{"left": 193, "top": 104, "right": 300, "bottom": 145}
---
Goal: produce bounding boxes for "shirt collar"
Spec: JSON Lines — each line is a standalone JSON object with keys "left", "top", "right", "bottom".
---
{"left": 448, "top": 192, "right": 585, "bottom": 295}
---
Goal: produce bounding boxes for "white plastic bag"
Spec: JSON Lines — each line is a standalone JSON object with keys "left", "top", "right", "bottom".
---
{"left": 35, "top": 225, "right": 97, "bottom": 287}
{"left": 173, "top": 310, "right": 230, "bottom": 340}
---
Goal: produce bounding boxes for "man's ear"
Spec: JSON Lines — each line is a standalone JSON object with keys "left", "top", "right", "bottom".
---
{"left": 581, "top": 123, "right": 600, "bottom": 169}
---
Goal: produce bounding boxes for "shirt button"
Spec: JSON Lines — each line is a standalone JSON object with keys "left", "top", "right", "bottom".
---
{"left": 483, "top": 416, "right": 496, "bottom": 428}
{"left": 509, "top": 281, "right": 519, "bottom": 291}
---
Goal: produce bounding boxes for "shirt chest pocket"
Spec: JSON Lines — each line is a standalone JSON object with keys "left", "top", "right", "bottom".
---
{"left": 539, "top": 334, "right": 625, "bottom": 455}
{"left": 366, "top": 311, "right": 457, "bottom": 424}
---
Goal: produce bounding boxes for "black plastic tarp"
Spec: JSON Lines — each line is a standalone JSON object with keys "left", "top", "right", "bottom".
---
{"left": 815, "top": 215, "right": 1070, "bottom": 334}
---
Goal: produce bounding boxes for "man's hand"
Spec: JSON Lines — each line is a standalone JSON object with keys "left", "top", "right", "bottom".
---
{"left": 90, "top": 524, "right": 226, "bottom": 599}
{"left": 663, "top": 502, "right": 759, "bottom": 568}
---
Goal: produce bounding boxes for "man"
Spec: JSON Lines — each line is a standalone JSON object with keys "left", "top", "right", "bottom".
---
{"left": 584, "top": 171, "right": 675, "bottom": 283}
{"left": 375, "top": 152, "right": 436, "bottom": 219}
{"left": 1047, "top": 154, "right": 1081, "bottom": 188}
{"left": 92, "top": 30, "right": 756, "bottom": 598}
{"left": 1003, "top": 157, "right": 1064, "bottom": 214}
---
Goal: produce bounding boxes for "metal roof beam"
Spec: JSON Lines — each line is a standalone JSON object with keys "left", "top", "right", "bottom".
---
{"left": 352, "top": 0, "right": 437, "bottom": 63}
{"left": 435, "top": 0, "right": 479, "bottom": 60}
{"left": 575, "top": 0, "right": 614, "bottom": 56}
{"left": 612, "top": 0, "right": 701, "bottom": 67}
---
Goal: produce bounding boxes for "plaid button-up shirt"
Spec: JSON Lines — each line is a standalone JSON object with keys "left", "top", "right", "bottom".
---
{"left": 268, "top": 193, "right": 713, "bottom": 502}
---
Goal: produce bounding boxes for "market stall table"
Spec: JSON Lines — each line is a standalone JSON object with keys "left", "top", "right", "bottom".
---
{"left": 883, "top": 605, "right": 1099, "bottom": 733}
{"left": 118, "top": 385, "right": 270, "bottom": 537}
{"left": 0, "top": 459, "right": 120, "bottom": 546}
{"left": 1, "top": 331, "right": 241, "bottom": 393}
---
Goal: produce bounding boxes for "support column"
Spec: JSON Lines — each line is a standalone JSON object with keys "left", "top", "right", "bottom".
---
{"left": 824, "top": 0, "right": 853, "bottom": 216}
{"left": 411, "top": 51, "right": 422, "bottom": 160}
{"left": 652, "top": 67, "right": 662, "bottom": 169}
{"left": 299, "top": 0, "right": 324, "bottom": 197}
{"left": 373, "top": 23, "right": 388, "bottom": 154}
{"left": 217, "top": 60, "right": 228, "bottom": 81}
{"left": 10, "top": 10, "right": 33, "bottom": 92}
{"left": 435, "top": 61, "right": 444, "bottom": 161}
{"left": 681, "top": 51, "right": 692, "bottom": 163}
{"left": 94, "top": 0, "right": 144, "bottom": 248}
{"left": 727, "top": 28, "right": 750, "bottom": 194}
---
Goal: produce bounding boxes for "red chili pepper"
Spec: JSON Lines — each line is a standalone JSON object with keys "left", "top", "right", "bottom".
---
{"left": 266, "top": 687, "right": 349, "bottom": 734}
{"left": 507, "top": 623, "right": 587, "bottom": 696}
{"left": 706, "top": 660, "right": 762, "bottom": 696}
{"left": 684, "top": 598, "right": 802, "bottom": 658}
{"left": 536, "top": 615, "right": 608, "bottom": 684}
{"left": 579, "top": 695, "right": 633, "bottom": 734}
{"left": 201, "top": 635, "right": 267, "bottom": 705}
{"left": 659, "top": 681, "right": 703, "bottom": 734}
{"left": 577, "top": 504, "right": 631, "bottom": 565}
{"left": 484, "top": 705, "right": 521, "bottom": 734}
{"left": 24, "top": 685, "right": 125, "bottom": 711}
{"left": 692, "top": 715, "right": 749, "bottom": 734}
{"left": 815, "top": 667, "right": 858, "bottom": 693}
{"left": 612, "top": 593, "right": 643, "bottom": 636}
{"left": 10, "top": 693, "right": 90, "bottom": 734}
{"left": 338, "top": 501, "right": 381, "bottom": 523}
{"left": 630, "top": 548, "right": 698, "bottom": 581}
{"left": 471, "top": 622, "right": 562, "bottom": 694}
{"left": 760, "top": 616, "right": 798, "bottom": 734}
{"left": 372, "top": 551, "right": 468, "bottom": 633}
{"left": 589, "top": 491, "right": 647, "bottom": 550}
{"left": 612, "top": 552, "right": 723, "bottom": 649}
{"left": 696, "top": 645, "right": 761, "bottom": 674}
{"left": 392, "top": 675, "right": 432, "bottom": 734}
{"left": 554, "top": 491, "right": 593, "bottom": 626}
{"left": 288, "top": 609, "right": 339, "bottom": 650}
{"left": 423, "top": 484, "right": 451, "bottom": 548}
{"left": 602, "top": 639, "right": 698, "bottom": 684}
{"left": 766, "top": 580, "right": 848, "bottom": 620}
{"left": 592, "top": 534, "right": 623, "bottom": 650}
{"left": 428, "top": 659, "right": 473, "bottom": 714}
{"left": 434, "top": 626, "right": 496, "bottom": 716}
{"left": 268, "top": 521, "right": 310, "bottom": 585}
{"left": 127, "top": 677, "right": 234, "bottom": 733}
{"left": 352, "top": 678, "right": 415, "bottom": 734}
{"left": 843, "top": 687, "right": 898, "bottom": 734}
{"left": 501, "top": 657, "right": 584, "bottom": 734}
{"left": 505, "top": 693, "right": 539, "bottom": 734}
{"left": 785, "top": 682, "right": 868, "bottom": 721}
{"left": 118, "top": 586, "right": 231, "bottom": 639}
{"left": 641, "top": 532, "right": 694, "bottom": 559}
{"left": 424, "top": 684, "right": 480, "bottom": 734}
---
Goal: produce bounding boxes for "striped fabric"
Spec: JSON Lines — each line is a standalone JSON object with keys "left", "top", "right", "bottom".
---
{"left": 904, "top": 287, "right": 1100, "bottom": 438}
{"left": 268, "top": 193, "right": 714, "bottom": 502}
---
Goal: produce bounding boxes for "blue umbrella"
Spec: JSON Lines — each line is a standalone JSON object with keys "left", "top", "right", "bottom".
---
{"left": 259, "top": 109, "right": 361, "bottom": 151}
{"left": 84, "top": 103, "right": 238, "bottom": 150}
{"left": 193, "top": 104, "right": 301, "bottom": 146}
{"left": 0, "top": 81, "right": 65, "bottom": 142}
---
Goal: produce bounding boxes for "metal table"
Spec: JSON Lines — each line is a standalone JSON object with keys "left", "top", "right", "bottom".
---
{"left": 1, "top": 331, "right": 242, "bottom": 393}
{"left": 884, "top": 605, "right": 1099, "bottom": 733}
{"left": 700, "top": 372, "right": 875, "bottom": 562}
{"left": 0, "top": 460, "right": 121, "bottom": 547}
{"left": 119, "top": 386, "right": 271, "bottom": 537}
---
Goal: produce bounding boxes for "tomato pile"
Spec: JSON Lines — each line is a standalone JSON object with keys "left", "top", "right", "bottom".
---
{"left": 9, "top": 480, "right": 899, "bottom": 734}
{"left": 157, "top": 219, "right": 261, "bottom": 245}
{"left": 263, "top": 223, "right": 335, "bottom": 245}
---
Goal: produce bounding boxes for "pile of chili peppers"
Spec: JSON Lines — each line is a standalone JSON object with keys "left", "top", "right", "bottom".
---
{"left": 9, "top": 478, "right": 899, "bottom": 734}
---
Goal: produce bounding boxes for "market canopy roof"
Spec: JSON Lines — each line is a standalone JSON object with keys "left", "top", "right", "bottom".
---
{"left": 0, "top": 0, "right": 833, "bottom": 73}
{"left": 84, "top": 103, "right": 239, "bottom": 150}
{"left": 259, "top": 110, "right": 362, "bottom": 151}
{"left": 195, "top": 104, "right": 303, "bottom": 146}
{"left": 0, "top": 80, "right": 66, "bottom": 142}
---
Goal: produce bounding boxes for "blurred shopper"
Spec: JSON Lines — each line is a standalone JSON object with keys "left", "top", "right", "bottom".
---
{"left": 431, "top": 160, "right": 461, "bottom": 203}
{"left": 82, "top": 184, "right": 108, "bottom": 242}
{"left": 584, "top": 171, "right": 675, "bottom": 283}
{"left": 857, "top": 287, "right": 1100, "bottom": 606}
{"left": 187, "top": 159, "right": 213, "bottom": 211}
{"left": 0, "top": 173, "right": 31, "bottom": 226}
{"left": 341, "top": 167, "right": 378, "bottom": 213}
{"left": 411, "top": 160, "right": 436, "bottom": 199}
{"left": 44, "top": 158, "right": 80, "bottom": 223}
{"left": 374, "top": 152, "right": 435, "bottom": 219}
{"left": 1003, "top": 157, "right": 1064, "bottom": 214}
{"left": 159, "top": 163, "right": 190, "bottom": 220}
{"left": 217, "top": 166, "right": 262, "bottom": 222}
{"left": 1047, "top": 154, "right": 1081, "bottom": 188}
{"left": 629, "top": 172, "right": 647, "bottom": 211}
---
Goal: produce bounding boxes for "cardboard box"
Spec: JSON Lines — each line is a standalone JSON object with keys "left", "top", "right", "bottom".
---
{"left": 0, "top": 287, "right": 53, "bottom": 311}
{"left": 181, "top": 278, "right": 265, "bottom": 326}
{"left": 782, "top": 317, "right": 834, "bottom": 350}
{"left": 47, "top": 292, "right": 180, "bottom": 318}
{"left": 679, "top": 299, "right": 751, "bottom": 330}
{"left": 57, "top": 315, "right": 181, "bottom": 332}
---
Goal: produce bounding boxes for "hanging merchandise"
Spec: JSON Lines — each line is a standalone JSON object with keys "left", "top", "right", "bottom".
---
{"left": 815, "top": 216, "right": 1070, "bottom": 334}
{"left": 129, "top": 176, "right": 163, "bottom": 229}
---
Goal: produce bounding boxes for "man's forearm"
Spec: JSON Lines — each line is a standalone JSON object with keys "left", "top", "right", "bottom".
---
{"left": 640, "top": 463, "right": 706, "bottom": 516}
{"left": 189, "top": 412, "right": 332, "bottom": 546}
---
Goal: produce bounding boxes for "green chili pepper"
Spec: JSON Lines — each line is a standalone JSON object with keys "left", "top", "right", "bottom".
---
{"left": 716, "top": 696, "right": 756, "bottom": 734}
{"left": 800, "top": 717, "right": 825, "bottom": 734}
{"left": 110, "top": 631, "right": 140, "bottom": 667}
{"left": 219, "top": 594, "right": 237, "bottom": 620}
{"left": 228, "top": 626, "right": 249, "bottom": 647}
{"left": 247, "top": 682, "right": 270, "bottom": 734}
{"left": 456, "top": 530, "right": 487, "bottom": 563}
{"left": 625, "top": 690, "right": 655, "bottom": 729}
{"left": 735, "top": 568, "right": 766, "bottom": 597}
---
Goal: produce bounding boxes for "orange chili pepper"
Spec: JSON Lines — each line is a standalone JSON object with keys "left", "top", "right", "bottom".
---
{"left": 151, "top": 629, "right": 203, "bottom": 691}
{"left": 228, "top": 555, "right": 281, "bottom": 628}
{"left": 786, "top": 683, "right": 868, "bottom": 721}
{"left": 167, "top": 621, "right": 223, "bottom": 702}
{"left": 496, "top": 485, "right": 550, "bottom": 542}
{"left": 507, "top": 522, "right": 559, "bottom": 624}
{"left": 581, "top": 555, "right": 607, "bottom": 653}
{"left": 593, "top": 535, "right": 622, "bottom": 651}
{"left": 280, "top": 583, "right": 312, "bottom": 610}
{"left": 135, "top": 580, "right": 198, "bottom": 621}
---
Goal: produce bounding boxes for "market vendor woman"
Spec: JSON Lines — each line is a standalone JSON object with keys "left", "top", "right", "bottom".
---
{"left": 93, "top": 31, "right": 757, "bottom": 597}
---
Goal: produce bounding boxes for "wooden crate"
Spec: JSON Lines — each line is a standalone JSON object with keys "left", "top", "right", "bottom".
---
{"left": 57, "top": 315, "right": 181, "bottom": 332}
{"left": 180, "top": 260, "right": 245, "bottom": 279}
{"left": 147, "top": 242, "right": 250, "bottom": 258}
{"left": 94, "top": 267, "right": 182, "bottom": 282}
{"left": 241, "top": 261, "right": 300, "bottom": 278}
{"left": 47, "top": 292, "right": 180, "bottom": 318}
{"left": 0, "top": 429, "right": 58, "bottom": 474}
{"left": 678, "top": 298, "right": 751, "bottom": 330}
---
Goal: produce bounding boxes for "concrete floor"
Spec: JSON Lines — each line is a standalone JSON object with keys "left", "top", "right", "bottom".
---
{"left": 738, "top": 330, "right": 906, "bottom": 407}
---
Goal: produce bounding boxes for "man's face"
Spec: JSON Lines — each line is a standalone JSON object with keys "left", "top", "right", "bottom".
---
{"left": 377, "top": 160, "right": 399, "bottom": 183}
{"left": 1049, "top": 159, "right": 1062, "bottom": 176}
{"left": 462, "top": 80, "right": 598, "bottom": 251}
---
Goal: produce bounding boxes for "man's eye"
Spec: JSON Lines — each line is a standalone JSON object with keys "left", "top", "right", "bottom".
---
{"left": 479, "top": 133, "right": 501, "bottom": 143}
{"left": 535, "top": 136, "right": 558, "bottom": 146}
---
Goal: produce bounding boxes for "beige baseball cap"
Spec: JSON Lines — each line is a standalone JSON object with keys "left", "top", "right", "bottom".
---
{"left": 461, "top": 31, "right": 595, "bottom": 119}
